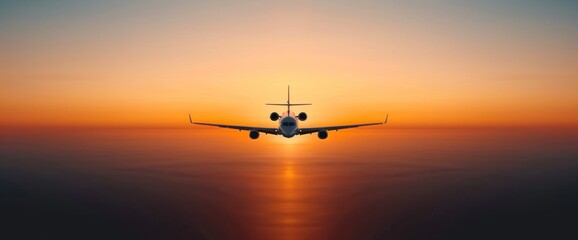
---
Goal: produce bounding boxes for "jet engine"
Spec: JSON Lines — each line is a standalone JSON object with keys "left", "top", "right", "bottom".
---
{"left": 270, "top": 112, "right": 280, "bottom": 121}
{"left": 297, "top": 112, "right": 307, "bottom": 121}
{"left": 318, "top": 130, "right": 328, "bottom": 139}
{"left": 249, "top": 130, "right": 260, "bottom": 139}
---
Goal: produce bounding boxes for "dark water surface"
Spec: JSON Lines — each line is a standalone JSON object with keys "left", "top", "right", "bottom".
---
{"left": 1, "top": 128, "right": 577, "bottom": 239}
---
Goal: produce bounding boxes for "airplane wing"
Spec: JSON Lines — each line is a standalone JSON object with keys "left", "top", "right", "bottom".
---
{"left": 298, "top": 114, "right": 388, "bottom": 135}
{"left": 189, "top": 114, "right": 279, "bottom": 135}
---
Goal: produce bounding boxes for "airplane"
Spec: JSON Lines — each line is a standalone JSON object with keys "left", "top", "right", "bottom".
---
{"left": 189, "top": 86, "right": 388, "bottom": 140}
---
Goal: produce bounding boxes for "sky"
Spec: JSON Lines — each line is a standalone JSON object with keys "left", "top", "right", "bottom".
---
{"left": 1, "top": 0, "right": 577, "bottom": 128}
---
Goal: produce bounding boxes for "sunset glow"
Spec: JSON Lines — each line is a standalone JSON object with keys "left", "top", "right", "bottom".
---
{"left": 1, "top": 1, "right": 577, "bottom": 129}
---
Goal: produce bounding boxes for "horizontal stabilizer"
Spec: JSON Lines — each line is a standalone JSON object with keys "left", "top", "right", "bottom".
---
{"left": 266, "top": 103, "right": 312, "bottom": 106}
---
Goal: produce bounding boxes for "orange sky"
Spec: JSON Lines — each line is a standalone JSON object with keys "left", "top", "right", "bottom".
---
{"left": 1, "top": 1, "right": 577, "bottom": 128}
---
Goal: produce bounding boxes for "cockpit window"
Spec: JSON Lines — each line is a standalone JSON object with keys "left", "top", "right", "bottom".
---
{"left": 282, "top": 122, "right": 295, "bottom": 126}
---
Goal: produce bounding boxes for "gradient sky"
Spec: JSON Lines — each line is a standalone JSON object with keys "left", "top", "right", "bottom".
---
{"left": 1, "top": 0, "right": 577, "bottom": 128}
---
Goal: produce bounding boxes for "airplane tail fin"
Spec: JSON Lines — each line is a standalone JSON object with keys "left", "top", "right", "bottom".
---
{"left": 266, "top": 85, "right": 311, "bottom": 113}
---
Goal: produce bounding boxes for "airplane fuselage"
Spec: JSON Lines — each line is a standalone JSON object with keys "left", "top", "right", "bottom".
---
{"left": 278, "top": 112, "right": 298, "bottom": 138}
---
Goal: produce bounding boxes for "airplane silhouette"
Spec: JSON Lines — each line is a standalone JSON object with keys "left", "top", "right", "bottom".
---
{"left": 189, "top": 86, "right": 388, "bottom": 139}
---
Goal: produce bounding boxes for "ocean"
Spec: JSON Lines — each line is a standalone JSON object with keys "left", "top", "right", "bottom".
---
{"left": 1, "top": 128, "right": 577, "bottom": 239}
